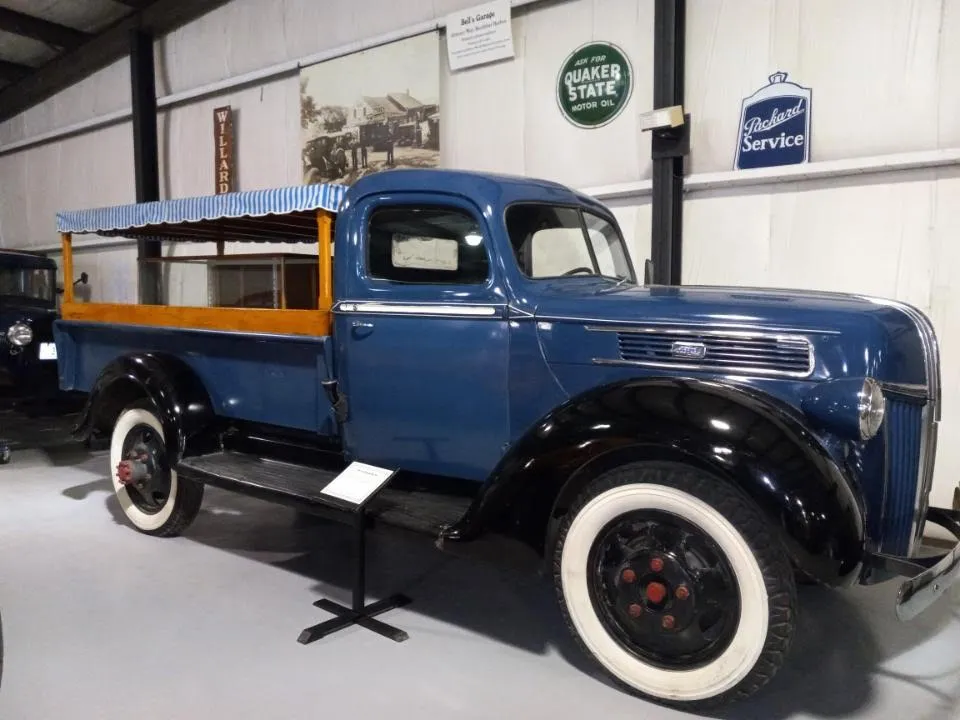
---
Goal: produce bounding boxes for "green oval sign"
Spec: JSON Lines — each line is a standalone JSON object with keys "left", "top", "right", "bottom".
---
{"left": 556, "top": 42, "right": 633, "bottom": 129}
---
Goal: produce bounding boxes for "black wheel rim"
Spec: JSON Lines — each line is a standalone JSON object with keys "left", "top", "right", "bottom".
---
{"left": 586, "top": 508, "right": 742, "bottom": 670}
{"left": 119, "top": 423, "right": 171, "bottom": 515}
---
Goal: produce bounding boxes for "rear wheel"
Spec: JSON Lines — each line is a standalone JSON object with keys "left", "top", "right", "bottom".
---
{"left": 553, "top": 461, "right": 797, "bottom": 710}
{"left": 109, "top": 401, "right": 203, "bottom": 536}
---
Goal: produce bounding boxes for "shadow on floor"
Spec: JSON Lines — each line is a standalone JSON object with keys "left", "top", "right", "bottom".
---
{"left": 60, "top": 474, "right": 959, "bottom": 718}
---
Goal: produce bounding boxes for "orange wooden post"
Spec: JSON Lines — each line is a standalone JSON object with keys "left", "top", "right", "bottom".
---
{"left": 317, "top": 209, "right": 333, "bottom": 313}
{"left": 61, "top": 232, "right": 74, "bottom": 304}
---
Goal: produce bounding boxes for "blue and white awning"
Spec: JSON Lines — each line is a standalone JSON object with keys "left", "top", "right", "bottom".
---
{"left": 56, "top": 183, "right": 348, "bottom": 243}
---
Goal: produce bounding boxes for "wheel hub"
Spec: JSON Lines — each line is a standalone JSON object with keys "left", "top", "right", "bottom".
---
{"left": 118, "top": 424, "right": 170, "bottom": 514}
{"left": 587, "top": 509, "right": 741, "bottom": 670}
{"left": 612, "top": 550, "right": 699, "bottom": 631}
{"left": 116, "top": 456, "right": 150, "bottom": 485}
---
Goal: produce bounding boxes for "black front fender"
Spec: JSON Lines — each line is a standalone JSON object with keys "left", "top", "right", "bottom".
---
{"left": 453, "top": 377, "right": 866, "bottom": 587}
{"left": 75, "top": 352, "right": 215, "bottom": 463}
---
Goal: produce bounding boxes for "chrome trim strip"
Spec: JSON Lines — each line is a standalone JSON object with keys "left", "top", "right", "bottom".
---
{"left": 588, "top": 325, "right": 815, "bottom": 379}
{"left": 880, "top": 382, "right": 930, "bottom": 401}
{"left": 553, "top": 316, "right": 841, "bottom": 335}
{"left": 586, "top": 324, "right": 814, "bottom": 341}
{"left": 334, "top": 301, "right": 501, "bottom": 317}
{"left": 592, "top": 356, "right": 815, "bottom": 379}
{"left": 507, "top": 304, "right": 535, "bottom": 317}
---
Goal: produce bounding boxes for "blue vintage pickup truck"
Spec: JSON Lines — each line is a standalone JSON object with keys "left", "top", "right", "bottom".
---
{"left": 52, "top": 168, "right": 956, "bottom": 709}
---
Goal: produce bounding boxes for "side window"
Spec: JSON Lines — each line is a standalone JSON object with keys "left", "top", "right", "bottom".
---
{"left": 367, "top": 206, "right": 489, "bottom": 284}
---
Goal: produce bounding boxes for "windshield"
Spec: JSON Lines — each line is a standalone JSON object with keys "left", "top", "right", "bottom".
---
{"left": 0, "top": 268, "right": 56, "bottom": 303}
{"left": 505, "top": 203, "right": 635, "bottom": 283}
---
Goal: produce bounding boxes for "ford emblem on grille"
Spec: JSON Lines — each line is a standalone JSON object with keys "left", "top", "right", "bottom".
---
{"left": 671, "top": 341, "right": 707, "bottom": 360}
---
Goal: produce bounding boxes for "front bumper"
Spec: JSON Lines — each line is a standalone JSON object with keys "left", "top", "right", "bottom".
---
{"left": 864, "top": 507, "right": 960, "bottom": 621}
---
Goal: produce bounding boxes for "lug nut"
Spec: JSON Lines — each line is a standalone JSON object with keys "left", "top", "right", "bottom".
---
{"left": 675, "top": 585, "right": 690, "bottom": 600}
{"left": 621, "top": 568, "right": 637, "bottom": 583}
{"left": 628, "top": 603, "right": 643, "bottom": 618}
{"left": 661, "top": 615, "right": 675, "bottom": 630}
{"left": 650, "top": 557, "right": 664, "bottom": 573}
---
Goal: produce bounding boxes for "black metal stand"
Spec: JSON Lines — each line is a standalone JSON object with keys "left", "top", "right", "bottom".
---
{"left": 297, "top": 473, "right": 411, "bottom": 645}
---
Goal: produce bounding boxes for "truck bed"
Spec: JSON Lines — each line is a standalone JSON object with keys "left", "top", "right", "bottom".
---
{"left": 54, "top": 319, "right": 338, "bottom": 436}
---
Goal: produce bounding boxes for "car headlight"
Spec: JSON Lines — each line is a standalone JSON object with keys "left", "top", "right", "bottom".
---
{"left": 6, "top": 323, "right": 33, "bottom": 347}
{"left": 857, "top": 377, "right": 885, "bottom": 440}
{"left": 801, "top": 376, "right": 886, "bottom": 442}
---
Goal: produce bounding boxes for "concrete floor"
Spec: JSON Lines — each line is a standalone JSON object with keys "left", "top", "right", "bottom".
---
{"left": 2, "top": 447, "right": 960, "bottom": 720}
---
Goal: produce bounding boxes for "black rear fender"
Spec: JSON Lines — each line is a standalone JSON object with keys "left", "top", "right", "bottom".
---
{"left": 75, "top": 352, "right": 216, "bottom": 463}
{"left": 456, "top": 378, "right": 866, "bottom": 587}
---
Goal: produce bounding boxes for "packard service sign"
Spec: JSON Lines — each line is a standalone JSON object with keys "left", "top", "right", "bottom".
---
{"left": 557, "top": 42, "right": 633, "bottom": 129}
{"left": 734, "top": 71, "right": 812, "bottom": 170}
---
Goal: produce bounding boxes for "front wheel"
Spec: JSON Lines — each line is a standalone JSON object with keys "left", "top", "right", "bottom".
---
{"left": 110, "top": 401, "right": 203, "bottom": 536}
{"left": 553, "top": 461, "right": 797, "bottom": 710}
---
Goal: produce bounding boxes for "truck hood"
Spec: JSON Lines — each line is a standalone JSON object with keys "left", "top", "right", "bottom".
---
{"left": 529, "top": 280, "right": 931, "bottom": 385}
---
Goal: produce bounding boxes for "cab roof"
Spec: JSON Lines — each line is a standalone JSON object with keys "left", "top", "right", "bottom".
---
{"left": 0, "top": 249, "right": 56, "bottom": 270}
{"left": 346, "top": 168, "right": 612, "bottom": 218}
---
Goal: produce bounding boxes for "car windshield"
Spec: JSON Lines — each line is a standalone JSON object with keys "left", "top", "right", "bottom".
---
{"left": 505, "top": 203, "right": 635, "bottom": 283}
{"left": 0, "top": 268, "right": 56, "bottom": 303}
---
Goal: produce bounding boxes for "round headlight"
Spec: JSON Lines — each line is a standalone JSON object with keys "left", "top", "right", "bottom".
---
{"left": 858, "top": 377, "right": 885, "bottom": 440}
{"left": 6, "top": 322, "right": 33, "bottom": 347}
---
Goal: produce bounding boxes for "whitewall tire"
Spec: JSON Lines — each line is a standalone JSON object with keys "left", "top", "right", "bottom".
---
{"left": 110, "top": 401, "right": 203, "bottom": 537}
{"left": 553, "top": 461, "right": 796, "bottom": 710}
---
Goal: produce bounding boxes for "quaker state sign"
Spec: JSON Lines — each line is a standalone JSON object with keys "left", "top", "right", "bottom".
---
{"left": 557, "top": 41, "right": 633, "bottom": 129}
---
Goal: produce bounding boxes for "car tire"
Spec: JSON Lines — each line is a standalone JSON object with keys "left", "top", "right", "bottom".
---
{"left": 553, "top": 460, "right": 797, "bottom": 710}
{"left": 110, "top": 401, "right": 203, "bottom": 537}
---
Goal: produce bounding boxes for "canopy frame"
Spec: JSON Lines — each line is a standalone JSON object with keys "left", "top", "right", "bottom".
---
{"left": 57, "top": 183, "right": 346, "bottom": 337}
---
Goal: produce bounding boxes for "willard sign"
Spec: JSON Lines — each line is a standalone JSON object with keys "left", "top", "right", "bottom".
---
{"left": 734, "top": 71, "right": 811, "bottom": 170}
{"left": 214, "top": 105, "right": 235, "bottom": 194}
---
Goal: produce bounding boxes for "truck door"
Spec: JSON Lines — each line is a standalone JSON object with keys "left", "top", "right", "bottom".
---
{"left": 333, "top": 192, "right": 509, "bottom": 482}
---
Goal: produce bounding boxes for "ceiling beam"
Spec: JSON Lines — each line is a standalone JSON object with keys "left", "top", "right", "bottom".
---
{"left": 0, "top": 0, "right": 233, "bottom": 123}
{"left": 0, "top": 59, "right": 32, "bottom": 83}
{"left": 112, "top": 0, "right": 158, "bottom": 9}
{"left": 0, "top": 7, "right": 89, "bottom": 49}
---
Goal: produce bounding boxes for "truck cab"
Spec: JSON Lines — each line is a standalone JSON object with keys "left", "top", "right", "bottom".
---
{"left": 51, "top": 168, "right": 957, "bottom": 710}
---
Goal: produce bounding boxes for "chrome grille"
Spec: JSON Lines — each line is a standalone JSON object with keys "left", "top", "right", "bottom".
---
{"left": 611, "top": 327, "right": 814, "bottom": 377}
{"left": 880, "top": 394, "right": 925, "bottom": 556}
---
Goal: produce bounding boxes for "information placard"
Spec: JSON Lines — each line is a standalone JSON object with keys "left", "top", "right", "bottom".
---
{"left": 446, "top": 0, "right": 514, "bottom": 72}
{"left": 320, "top": 461, "right": 396, "bottom": 507}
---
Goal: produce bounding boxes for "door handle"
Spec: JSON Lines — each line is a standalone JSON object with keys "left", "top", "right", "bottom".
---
{"left": 352, "top": 320, "right": 374, "bottom": 329}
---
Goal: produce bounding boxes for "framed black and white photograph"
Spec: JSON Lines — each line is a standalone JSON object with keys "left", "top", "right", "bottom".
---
{"left": 299, "top": 31, "right": 441, "bottom": 186}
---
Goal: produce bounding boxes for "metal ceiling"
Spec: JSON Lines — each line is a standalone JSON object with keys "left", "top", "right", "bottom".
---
{"left": 0, "top": 0, "right": 231, "bottom": 123}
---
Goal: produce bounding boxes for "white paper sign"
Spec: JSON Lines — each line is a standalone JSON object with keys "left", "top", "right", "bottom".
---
{"left": 446, "top": 0, "right": 514, "bottom": 72}
{"left": 320, "top": 461, "right": 395, "bottom": 506}
{"left": 38, "top": 342, "right": 57, "bottom": 360}
{"left": 392, "top": 234, "right": 459, "bottom": 271}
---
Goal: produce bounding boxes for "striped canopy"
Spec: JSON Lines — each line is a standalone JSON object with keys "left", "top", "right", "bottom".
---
{"left": 55, "top": 183, "right": 348, "bottom": 243}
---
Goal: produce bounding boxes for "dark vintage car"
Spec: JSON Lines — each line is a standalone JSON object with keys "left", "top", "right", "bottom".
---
{"left": 0, "top": 249, "right": 87, "bottom": 460}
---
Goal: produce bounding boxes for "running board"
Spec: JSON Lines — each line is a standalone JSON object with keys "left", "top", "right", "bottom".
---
{"left": 177, "top": 451, "right": 473, "bottom": 537}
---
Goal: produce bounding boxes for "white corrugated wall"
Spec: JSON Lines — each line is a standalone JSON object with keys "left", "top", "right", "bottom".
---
{"left": 1, "top": 0, "right": 959, "bottom": 514}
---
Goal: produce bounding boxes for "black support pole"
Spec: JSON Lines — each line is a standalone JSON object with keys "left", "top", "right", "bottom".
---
{"left": 650, "top": 0, "right": 686, "bottom": 286}
{"left": 130, "top": 28, "right": 161, "bottom": 305}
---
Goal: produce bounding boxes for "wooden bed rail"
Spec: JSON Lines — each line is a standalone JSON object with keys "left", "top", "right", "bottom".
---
{"left": 59, "top": 301, "right": 332, "bottom": 337}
